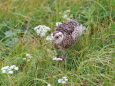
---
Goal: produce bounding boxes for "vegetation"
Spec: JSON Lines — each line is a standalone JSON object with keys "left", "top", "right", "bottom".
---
{"left": 0, "top": 0, "right": 114, "bottom": 86}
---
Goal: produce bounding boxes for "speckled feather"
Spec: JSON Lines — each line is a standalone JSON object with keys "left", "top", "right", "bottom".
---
{"left": 52, "top": 20, "right": 85, "bottom": 50}
{"left": 55, "top": 20, "right": 80, "bottom": 35}
{"left": 53, "top": 35, "right": 74, "bottom": 50}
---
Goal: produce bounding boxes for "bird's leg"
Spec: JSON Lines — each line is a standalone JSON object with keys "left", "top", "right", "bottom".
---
{"left": 56, "top": 49, "right": 67, "bottom": 61}
{"left": 56, "top": 49, "right": 61, "bottom": 58}
{"left": 60, "top": 50, "right": 67, "bottom": 60}
{"left": 55, "top": 49, "right": 66, "bottom": 60}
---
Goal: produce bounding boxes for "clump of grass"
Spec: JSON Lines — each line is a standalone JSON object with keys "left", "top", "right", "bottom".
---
{"left": 0, "top": 0, "right": 114, "bottom": 86}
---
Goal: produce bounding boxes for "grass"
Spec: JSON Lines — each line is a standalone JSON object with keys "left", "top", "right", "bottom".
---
{"left": 0, "top": 0, "right": 114, "bottom": 86}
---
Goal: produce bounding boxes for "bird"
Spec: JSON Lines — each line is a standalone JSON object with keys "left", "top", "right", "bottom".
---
{"left": 51, "top": 20, "right": 85, "bottom": 60}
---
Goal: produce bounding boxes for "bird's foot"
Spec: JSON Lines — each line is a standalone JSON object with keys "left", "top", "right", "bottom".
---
{"left": 59, "top": 55, "right": 66, "bottom": 61}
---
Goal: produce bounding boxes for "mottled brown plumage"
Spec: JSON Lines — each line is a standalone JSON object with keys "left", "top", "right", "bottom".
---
{"left": 51, "top": 20, "right": 85, "bottom": 60}
{"left": 53, "top": 34, "right": 74, "bottom": 50}
{"left": 55, "top": 20, "right": 79, "bottom": 35}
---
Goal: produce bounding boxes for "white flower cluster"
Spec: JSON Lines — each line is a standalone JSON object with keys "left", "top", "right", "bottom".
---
{"left": 52, "top": 57, "right": 63, "bottom": 61}
{"left": 26, "top": 53, "right": 32, "bottom": 59}
{"left": 34, "top": 25, "right": 50, "bottom": 37}
{"left": 1, "top": 65, "right": 19, "bottom": 74}
{"left": 23, "top": 53, "right": 33, "bottom": 61}
{"left": 47, "top": 84, "right": 51, "bottom": 86}
{"left": 62, "top": 10, "right": 71, "bottom": 21}
{"left": 58, "top": 76, "right": 68, "bottom": 84}
{"left": 56, "top": 22, "right": 62, "bottom": 27}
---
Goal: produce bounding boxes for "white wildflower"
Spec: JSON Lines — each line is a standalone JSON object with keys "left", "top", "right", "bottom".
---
{"left": 58, "top": 79, "right": 62, "bottom": 83}
{"left": 58, "top": 76, "right": 68, "bottom": 84}
{"left": 56, "top": 22, "right": 62, "bottom": 27}
{"left": 34, "top": 25, "right": 50, "bottom": 37}
{"left": 62, "top": 14, "right": 68, "bottom": 19}
{"left": 47, "top": 84, "right": 51, "bottom": 86}
{"left": 62, "top": 14, "right": 70, "bottom": 21}
{"left": 14, "top": 67, "right": 19, "bottom": 70}
{"left": 26, "top": 53, "right": 32, "bottom": 59}
{"left": 52, "top": 57, "right": 63, "bottom": 61}
{"left": 8, "top": 71, "right": 14, "bottom": 74}
{"left": 1, "top": 65, "right": 19, "bottom": 74}
{"left": 46, "top": 35, "right": 53, "bottom": 41}
{"left": 25, "top": 53, "right": 32, "bottom": 62}
{"left": 10, "top": 65, "right": 16, "bottom": 69}
{"left": 62, "top": 76, "right": 68, "bottom": 81}
{"left": 2, "top": 70, "right": 6, "bottom": 73}
{"left": 1, "top": 66, "right": 9, "bottom": 70}
{"left": 61, "top": 80, "right": 66, "bottom": 84}
{"left": 62, "top": 9, "right": 71, "bottom": 21}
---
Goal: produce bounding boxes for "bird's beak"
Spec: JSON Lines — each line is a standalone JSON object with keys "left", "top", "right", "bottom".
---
{"left": 51, "top": 33, "right": 54, "bottom": 40}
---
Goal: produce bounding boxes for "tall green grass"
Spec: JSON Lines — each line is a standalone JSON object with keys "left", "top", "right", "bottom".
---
{"left": 0, "top": 0, "right": 114, "bottom": 86}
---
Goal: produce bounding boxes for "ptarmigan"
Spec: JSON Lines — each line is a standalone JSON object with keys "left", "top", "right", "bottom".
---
{"left": 51, "top": 20, "right": 85, "bottom": 60}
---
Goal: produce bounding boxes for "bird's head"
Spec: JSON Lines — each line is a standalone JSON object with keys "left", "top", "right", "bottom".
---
{"left": 51, "top": 31, "right": 64, "bottom": 44}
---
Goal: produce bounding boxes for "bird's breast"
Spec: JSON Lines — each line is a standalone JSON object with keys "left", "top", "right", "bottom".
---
{"left": 53, "top": 35, "right": 75, "bottom": 50}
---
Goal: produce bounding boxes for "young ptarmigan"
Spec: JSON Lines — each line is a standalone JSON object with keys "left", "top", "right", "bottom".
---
{"left": 51, "top": 20, "right": 85, "bottom": 60}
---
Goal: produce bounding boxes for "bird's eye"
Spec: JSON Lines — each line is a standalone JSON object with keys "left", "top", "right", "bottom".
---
{"left": 55, "top": 36, "right": 59, "bottom": 39}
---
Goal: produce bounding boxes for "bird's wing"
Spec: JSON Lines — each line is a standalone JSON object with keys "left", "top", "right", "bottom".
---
{"left": 61, "top": 35, "right": 75, "bottom": 49}
{"left": 55, "top": 20, "right": 79, "bottom": 35}
{"left": 72, "top": 24, "right": 85, "bottom": 40}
